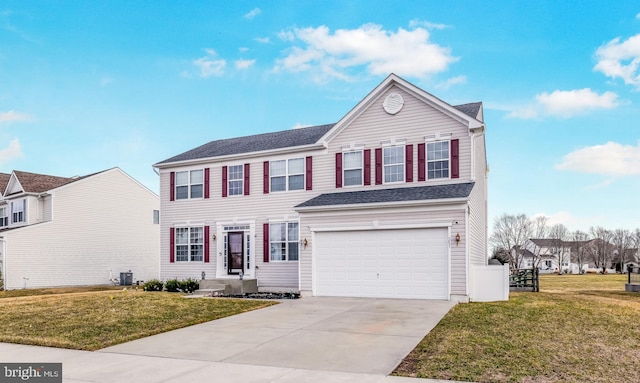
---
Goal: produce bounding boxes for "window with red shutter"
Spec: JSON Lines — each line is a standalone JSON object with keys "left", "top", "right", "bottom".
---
{"left": 204, "top": 226, "right": 210, "bottom": 263}
{"left": 305, "top": 156, "right": 312, "bottom": 190}
{"left": 169, "top": 172, "right": 175, "bottom": 201}
{"left": 418, "top": 143, "right": 426, "bottom": 181}
{"left": 451, "top": 139, "right": 460, "bottom": 179}
{"left": 364, "top": 149, "right": 371, "bottom": 185}
{"left": 263, "top": 161, "right": 269, "bottom": 194}
{"left": 263, "top": 223, "right": 270, "bottom": 263}
{"left": 244, "top": 163, "right": 250, "bottom": 195}
{"left": 169, "top": 227, "right": 175, "bottom": 263}
{"left": 405, "top": 144, "right": 414, "bottom": 182}
{"left": 335, "top": 152, "right": 342, "bottom": 188}
{"left": 375, "top": 148, "right": 382, "bottom": 185}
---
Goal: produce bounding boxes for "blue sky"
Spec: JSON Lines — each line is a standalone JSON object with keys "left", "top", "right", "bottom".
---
{"left": 1, "top": 1, "right": 639, "bottom": 232}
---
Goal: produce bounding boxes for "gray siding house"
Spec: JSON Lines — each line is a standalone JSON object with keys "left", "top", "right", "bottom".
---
{"left": 154, "top": 74, "right": 488, "bottom": 300}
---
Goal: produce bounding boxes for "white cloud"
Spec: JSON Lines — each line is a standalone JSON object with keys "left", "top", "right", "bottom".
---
{"left": 594, "top": 34, "right": 640, "bottom": 89}
{"left": 235, "top": 59, "right": 256, "bottom": 70}
{"left": 0, "top": 138, "right": 22, "bottom": 165}
{"left": 274, "top": 24, "right": 457, "bottom": 81}
{"left": 532, "top": 211, "right": 604, "bottom": 232}
{"left": 408, "top": 19, "right": 450, "bottom": 30}
{"left": 636, "top": 13, "right": 640, "bottom": 20}
{"left": 435, "top": 75, "right": 467, "bottom": 89}
{"left": 0, "top": 111, "right": 30, "bottom": 123}
{"left": 100, "top": 77, "right": 113, "bottom": 87}
{"left": 239, "top": 47, "right": 249, "bottom": 52}
{"left": 507, "top": 88, "right": 619, "bottom": 119}
{"left": 291, "top": 123, "right": 311, "bottom": 130}
{"left": 244, "top": 8, "right": 261, "bottom": 20}
{"left": 584, "top": 179, "right": 614, "bottom": 190}
{"left": 556, "top": 141, "right": 640, "bottom": 176}
{"left": 255, "top": 37, "right": 270, "bottom": 44}
{"left": 193, "top": 49, "right": 226, "bottom": 78}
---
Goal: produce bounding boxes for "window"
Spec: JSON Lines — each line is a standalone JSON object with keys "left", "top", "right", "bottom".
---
{"left": 343, "top": 151, "right": 363, "bottom": 186}
{"left": 427, "top": 141, "right": 449, "bottom": 179}
{"left": 153, "top": 210, "right": 160, "bottom": 225}
{"left": 269, "top": 222, "right": 299, "bottom": 261}
{"left": 270, "top": 158, "right": 304, "bottom": 192}
{"left": 383, "top": 146, "right": 404, "bottom": 183}
{"left": 175, "top": 227, "right": 203, "bottom": 262}
{"left": 0, "top": 207, "right": 7, "bottom": 227}
{"left": 526, "top": 258, "right": 533, "bottom": 268}
{"left": 175, "top": 170, "right": 203, "bottom": 199}
{"left": 11, "top": 200, "right": 25, "bottom": 224}
{"left": 228, "top": 165, "right": 244, "bottom": 196}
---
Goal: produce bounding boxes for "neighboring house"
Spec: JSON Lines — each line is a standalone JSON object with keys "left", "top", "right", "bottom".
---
{"left": 153, "top": 74, "right": 489, "bottom": 301}
{"left": 0, "top": 168, "right": 159, "bottom": 290}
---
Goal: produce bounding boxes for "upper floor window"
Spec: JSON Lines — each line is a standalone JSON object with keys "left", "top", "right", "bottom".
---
{"left": 0, "top": 206, "right": 7, "bottom": 227}
{"left": 228, "top": 165, "right": 244, "bottom": 196}
{"left": 11, "top": 200, "right": 25, "bottom": 224}
{"left": 269, "top": 222, "right": 299, "bottom": 261}
{"left": 175, "top": 227, "right": 203, "bottom": 262}
{"left": 175, "top": 170, "right": 203, "bottom": 199}
{"left": 270, "top": 158, "right": 304, "bottom": 192}
{"left": 427, "top": 141, "right": 450, "bottom": 179}
{"left": 383, "top": 146, "right": 404, "bottom": 183}
{"left": 153, "top": 210, "right": 160, "bottom": 225}
{"left": 343, "top": 151, "right": 363, "bottom": 187}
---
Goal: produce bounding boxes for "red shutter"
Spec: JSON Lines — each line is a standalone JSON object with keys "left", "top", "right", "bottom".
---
{"left": 169, "top": 172, "right": 175, "bottom": 201}
{"left": 406, "top": 144, "right": 414, "bottom": 182}
{"left": 244, "top": 163, "right": 250, "bottom": 195}
{"left": 335, "top": 152, "right": 343, "bottom": 188}
{"left": 305, "top": 156, "right": 313, "bottom": 190}
{"left": 375, "top": 148, "right": 383, "bottom": 185}
{"left": 204, "top": 168, "right": 210, "bottom": 199}
{"left": 222, "top": 166, "right": 228, "bottom": 197}
{"left": 204, "top": 226, "right": 210, "bottom": 263}
{"left": 263, "top": 161, "right": 269, "bottom": 194}
{"left": 418, "top": 143, "right": 426, "bottom": 181}
{"left": 363, "top": 149, "right": 371, "bottom": 186}
{"left": 451, "top": 139, "right": 460, "bottom": 179}
{"left": 263, "top": 223, "right": 270, "bottom": 263}
{"left": 169, "top": 227, "right": 175, "bottom": 263}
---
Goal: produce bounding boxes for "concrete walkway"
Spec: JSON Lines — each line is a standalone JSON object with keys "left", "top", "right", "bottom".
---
{"left": 0, "top": 297, "right": 464, "bottom": 382}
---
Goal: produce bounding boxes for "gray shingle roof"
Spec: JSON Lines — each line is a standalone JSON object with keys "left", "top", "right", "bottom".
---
{"left": 295, "top": 182, "right": 474, "bottom": 209}
{"left": 157, "top": 123, "right": 335, "bottom": 165}
{"left": 453, "top": 102, "right": 482, "bottom": 119}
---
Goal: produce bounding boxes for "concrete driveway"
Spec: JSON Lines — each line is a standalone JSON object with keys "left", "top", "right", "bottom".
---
{"left": 100, "top": 297, "right": 455, "bottom": 375}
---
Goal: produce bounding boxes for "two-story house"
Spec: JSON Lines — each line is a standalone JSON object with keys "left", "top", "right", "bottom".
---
{"left": 0, "top": 168, "right": 159, "bottom": 290}
{"left": 154, "top": 74, "right": 488, "bottom": 301}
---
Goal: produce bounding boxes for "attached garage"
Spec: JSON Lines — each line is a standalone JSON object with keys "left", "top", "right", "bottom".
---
{"left": 313, "top": 227, "right": 449, "bottom": 299}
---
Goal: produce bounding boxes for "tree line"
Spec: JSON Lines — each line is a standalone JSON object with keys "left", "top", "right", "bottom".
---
{"left": 489, "top": 213, "right": 639, "bottom": 273}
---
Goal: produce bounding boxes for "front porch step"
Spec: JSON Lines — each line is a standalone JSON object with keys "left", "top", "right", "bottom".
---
{"left": 191, "top": 288, "right": 227, "bottom": 297}
{"left": 199, "top": 278, "right": 258, "bottom": 295}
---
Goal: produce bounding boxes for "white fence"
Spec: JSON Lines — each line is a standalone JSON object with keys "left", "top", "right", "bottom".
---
{"left": 470, "top": 264, "right": 510, "bottom": 302}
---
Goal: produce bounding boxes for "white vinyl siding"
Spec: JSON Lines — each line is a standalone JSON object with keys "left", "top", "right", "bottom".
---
{"left": 1, "top": 169, "right": 159, "bottom": 290}
{"left": 468, "top": 132, "right": 488, "bottom": 267}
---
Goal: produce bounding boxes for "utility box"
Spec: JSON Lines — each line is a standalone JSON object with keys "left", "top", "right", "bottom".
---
{"left": 120, "top": 272, "right": 133, "bottom": 286}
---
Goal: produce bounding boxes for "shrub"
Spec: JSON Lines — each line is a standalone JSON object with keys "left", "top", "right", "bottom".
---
{"left": 142, "top": 279, "right": 164, "bottom": 292}
{"left": 179, "top": 278, "right": 200, "bottom": 294}
{"left": 164, "top": 278, "right": 180, "bottom": 292}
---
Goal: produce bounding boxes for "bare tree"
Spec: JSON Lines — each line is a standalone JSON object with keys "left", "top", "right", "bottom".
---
{"left": 612, "top": 229, "right": 635, "bottom": 272}
{"left": 528, "top": 216, "right": 549, "bottom": 269}
{"left": 570, "top": 230, "right": 590, "bottom": 274}
{"left": 589, "top": 226, "right": 614, "bottom": 273}
{"left": 490, "top": 213, "right": 532, "bottom": 270}
{"left": 549, "top": 224, "right": 570, "bottom": 274}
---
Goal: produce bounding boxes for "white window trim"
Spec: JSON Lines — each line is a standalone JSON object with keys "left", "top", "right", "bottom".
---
{"left": 426, "top": 139, "right": 451, "bottom": 180}
{"left": 174, "top": 226, "right": 204, "bottom": 263}
{"left": 175, "top": 169, "right": 204, "bottom": 200}
{"left": 382, "top": 145, "right": 405, "bottom": 184}
{"left": 270, "top": 158, "right": 305, "bottom": 192}
{"left": 269, "top": 220, "right": 300, "bottom": 262}
{"left": 228, "top": 164, "right": 244, "bottom": 196}
{"left": 342, "top": 150, "right": 364, "bottom": 187}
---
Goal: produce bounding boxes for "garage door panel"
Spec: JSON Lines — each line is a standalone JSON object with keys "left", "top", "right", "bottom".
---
{"left": 315, "top": 228, "right": 449, "bottom": 299}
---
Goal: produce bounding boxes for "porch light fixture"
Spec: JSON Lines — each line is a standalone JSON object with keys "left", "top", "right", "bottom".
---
{"left": 303, "top": 238, "right": 308, "bottom": 248}
{"left": 455, "top": 233, "right": 460, "bottom": 246}
{"left": 212, "top": 234, "right": 216, "bottom": 241}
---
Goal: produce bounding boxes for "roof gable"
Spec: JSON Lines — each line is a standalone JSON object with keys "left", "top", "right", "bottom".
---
{"left": 320, "top": 73, "right": 484, "bottom": 144}
{"left": 4, "top": 171, "right": 78, "bottom": 196}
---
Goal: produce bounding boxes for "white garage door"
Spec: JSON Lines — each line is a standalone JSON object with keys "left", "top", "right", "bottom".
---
{"left": 314, "top": 228, "right": 449, "bottom": 299}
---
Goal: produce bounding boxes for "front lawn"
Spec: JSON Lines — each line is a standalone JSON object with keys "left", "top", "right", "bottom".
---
{"left": 0, "top": 289, "right": 275, "bottom": 350}
{"left": 394, "top": 274, "right": 640, "bottom": 383}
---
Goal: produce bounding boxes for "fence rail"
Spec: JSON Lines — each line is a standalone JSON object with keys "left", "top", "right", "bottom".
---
{"left": 509, "top": 268, "right": 539, "bottom": 292}
{"left": 629, "top": 267, "right": 640, "bottom": 285}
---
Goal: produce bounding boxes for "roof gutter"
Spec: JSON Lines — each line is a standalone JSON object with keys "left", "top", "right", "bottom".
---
{"left": 153, "top": 142, "right": 328, "bottom": 170}
{"left": 294, "top": 197, "right": 469, "bottom": 213}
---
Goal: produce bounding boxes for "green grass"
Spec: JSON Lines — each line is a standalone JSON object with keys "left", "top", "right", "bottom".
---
{"left": 0, "top": 289, "right": 275, "bottom": 350}
{"left": 394, "top": 274, "right": 640, "bottom": 383}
